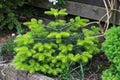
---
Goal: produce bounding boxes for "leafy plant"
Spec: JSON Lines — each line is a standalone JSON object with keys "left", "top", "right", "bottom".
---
{"left": 102, "top": 26, "right": 120, "bottom": 80}
{"left": 57, "top": 0, "right": 66, "bottom": 8}
{"left": 0, "top": 0, "right": 30, "bottom": 34}
{"left": 57, "top": 63, "right": 85, "bottom": 80}
{"left": 57, "top": 62, "right": 75, "bottom": 80}
{"left": 13, "top": 8, "right": 100, "bottom": 76}
{"left": 0, "top": 38, "right": 15, "bottom": 61}
{"left": 0, "top": 12, "right": 24, "bottom": 34}
{"left": 1, "top": 39, "right": 16, "bottom": 55}
{"left": 0, "top": 44, "right": 3, "bottom": 61}
{"left": 102, "top": 64, "right": 120, "bottom": 80}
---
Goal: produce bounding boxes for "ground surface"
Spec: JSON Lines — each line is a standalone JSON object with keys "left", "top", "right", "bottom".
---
{"left": 84, "top": 53, "right": 110, "bottom": 80}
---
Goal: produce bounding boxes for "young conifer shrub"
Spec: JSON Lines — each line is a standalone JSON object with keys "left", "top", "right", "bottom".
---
{"left": 13, "top": 8, "right": 100, "bottom": 76}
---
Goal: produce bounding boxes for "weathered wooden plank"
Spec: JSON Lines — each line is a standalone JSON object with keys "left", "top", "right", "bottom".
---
{"left": 30, "top": 0, "right": 50, "bottom": 9}
{"left": 30, "top": 0, "right": 107, "bottom": 20}
{"left": 68, "top": 0, "right": 105, "bottom": 7}
{"left": 30, "top": 0, "right": 119, "bottom": 24}
{"left": 66, "top": 1, "right": 106, "bottom": 21}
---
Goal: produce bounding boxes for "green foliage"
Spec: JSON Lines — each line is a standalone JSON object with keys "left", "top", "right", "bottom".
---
{"left": 102, "top": 64, "right": 120, "bottom": 80}
{"left": 13, "top": 8, "right": 100, "bottom": 76}
{"left": 57, "top": 63, "right": 79, "bottom": 80}
{"left": 57, "top": 0, "right": 66, "bottom": 8}
{"left": 102, "top": 26, "right": 120, "bottom": 80}
{"left": 0, "top": 44, "right": 3, "bottom": 61}
{"left": 45, "top": 8, "right": 68, "bottom": 19}
{"left": 0, "top": 38, "right": 16, "bottom": 56}
{"left": 102, "top": 27, "right": 120, "bottom": 63}
{"left": 1, "top": 12, "right": 24, "bottom": 34}
{"left": 0, "top": 38, "right": 15, "bottom": 61}
{"left": 58, "top": 0, "right": 66, "bottom": 4}
{"left": 0, "top": 0, "right": 30, "bottom": 34}
{"left": 0, "top": 0, "right": 26, "bottom": 9}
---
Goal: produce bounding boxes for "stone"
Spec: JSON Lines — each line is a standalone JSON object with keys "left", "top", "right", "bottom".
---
{"left": 28, "top": 73, "right": 54, "bottom": 80}
{"left": 0, "top": 63, "right": 54, "bottom": 80}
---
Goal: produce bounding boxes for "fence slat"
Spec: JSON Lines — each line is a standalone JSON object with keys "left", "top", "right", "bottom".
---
{"left": 30, "top": 0, "right": 119, "bottom": 24}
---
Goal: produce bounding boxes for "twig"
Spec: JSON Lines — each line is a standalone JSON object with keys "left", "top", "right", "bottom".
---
{"left": 0, "top": 60, "right": 10, "bottom": 64}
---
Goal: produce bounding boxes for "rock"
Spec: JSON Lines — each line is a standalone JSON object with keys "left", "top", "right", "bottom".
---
{"left": 28, "top": 73, "right": 54, "bottom": 80}
{"left": 0, "top": 63, "right": 54, "bottom": 80}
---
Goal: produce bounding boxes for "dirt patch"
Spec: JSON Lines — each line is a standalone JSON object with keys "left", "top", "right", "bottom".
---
{"left": 0, "top": 34, "right": 9, "bottom": 44}
{"left": 84, "top": 53, "right": 110, "bottom": 80}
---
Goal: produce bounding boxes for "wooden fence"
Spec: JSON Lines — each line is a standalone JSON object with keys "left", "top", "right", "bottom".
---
{"left": 30, "top": 0, "right": 120, "bottom": 24}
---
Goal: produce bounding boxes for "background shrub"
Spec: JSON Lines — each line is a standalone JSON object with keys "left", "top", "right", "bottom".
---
{"left": 102, "top": 26, "right": 120, "bottom": 80}
{"left": 0, "top": 0, "right": 31, "bottom": 34}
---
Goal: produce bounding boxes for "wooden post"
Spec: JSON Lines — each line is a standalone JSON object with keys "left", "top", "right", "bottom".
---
{"left": 116, "top": 0, "right": 120, "bottom": 24}
{"left": 112, "top": 0, "right": 118, "bottom": 25}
